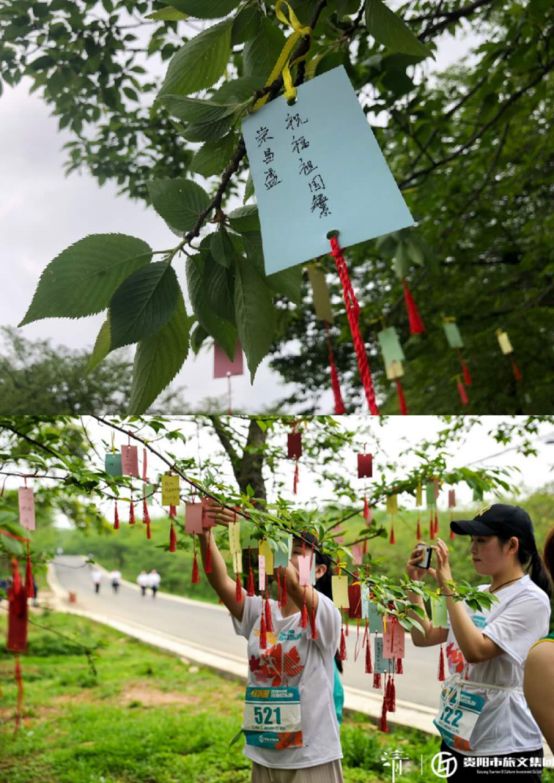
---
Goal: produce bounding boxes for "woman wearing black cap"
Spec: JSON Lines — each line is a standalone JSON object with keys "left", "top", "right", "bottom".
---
{"left": 199, "top": 501, "right": 344, "bottom": 783}
{"left": 524, "top": 528, "right": 554, "bottom": 753}
{"left": 406, "top": 503, "right": 552, "bottom": 782}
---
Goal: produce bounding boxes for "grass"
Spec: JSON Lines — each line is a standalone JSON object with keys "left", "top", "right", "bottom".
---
{"left": 0, "top": 610, "right": 504, "bottom": 783}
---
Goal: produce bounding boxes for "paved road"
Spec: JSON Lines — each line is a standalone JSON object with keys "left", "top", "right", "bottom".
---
{"left": 52, "top": 555, "right": 442, "bottom": 710}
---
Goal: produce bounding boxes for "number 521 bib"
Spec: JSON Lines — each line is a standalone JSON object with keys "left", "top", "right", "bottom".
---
{"left": 243, "top": 686, "right": 303, "bottom": 750}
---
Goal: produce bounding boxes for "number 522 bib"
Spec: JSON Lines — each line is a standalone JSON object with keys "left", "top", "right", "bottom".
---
{"left": 243, "top": 687, "right": 303, "bottom": 750}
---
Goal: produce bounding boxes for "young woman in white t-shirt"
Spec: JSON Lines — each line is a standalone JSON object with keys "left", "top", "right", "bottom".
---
{"left": 406, "top": 504, "right": 552, "bottom": 782}
{"left": 199, "top": 500, "right": 343, "bottom": 783}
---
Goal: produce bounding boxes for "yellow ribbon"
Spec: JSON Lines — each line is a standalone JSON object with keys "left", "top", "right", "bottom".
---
{"left": 253, "top": 0, "right": 312, "bottom": 111}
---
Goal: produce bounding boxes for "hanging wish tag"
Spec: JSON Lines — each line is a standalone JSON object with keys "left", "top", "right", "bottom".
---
{"left": 297, "top": 554, "right": 311, "bottom": 587}
{"left": 185, "top": 502, "right": 203, "bottom": 534}
{"left": 259, "top": 540, "right": 274, "bottom": 575}
{"left": 331, "top": 574, "right": 349, "bottom": 609}
{"left": 383, "top": 619, "right": 405, "bottom": 659}
{"left": 214, "top": 341, "right": 244, "bottom": 378}
{"left": 241, "top": 65, "right": 413, "bottom": 274}
{"left": 258, "top": 554, "right": 266, "bottom": 592}
{"left": 121, "top": 445, "right": 139, "bottom": 477}
{"left": 367, "top": 602, "right": 384, "bottom": 633}
{"left": 273, "top": 536, "right": 292, "bottom": 569}
{"left": 431, "top": 596, "right": 449, "bottom": 628}
{"left": 161, "top": 474, "right": 180, "bottom": 506}
{"left": 18, "top": 487, "right": 36, "bottom": 531}
{"left": 104, "top": 452, "right": 122, "bottom": 476}
{"left": 374, "top": 636, "right": 395, "bottom": 674}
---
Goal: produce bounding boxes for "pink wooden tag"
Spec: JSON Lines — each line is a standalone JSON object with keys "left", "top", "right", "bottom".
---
{"left": 351, "top": 543, "right": 364, "bottom": 565}
{"left": 121, "top": 445, "right": 139, "bottom": 477}
{"left": 258, "top": 555, "right": 266, "bottom": 591}
{"left": 383, "top": 618, "right": 405, "bottom": 659}
{"left": 298, "top": 554, "right": 311, "bottom": 586}
{"left": 185, "top": 502, "right": 204, "bottom": 534}
{"left": 18, "top": 487, "right": 35, "bottom": 531}
{"left": 214, "top": 341, "right": 244, "bottom": 378}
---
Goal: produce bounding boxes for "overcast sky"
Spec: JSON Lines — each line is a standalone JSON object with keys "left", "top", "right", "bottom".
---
{"left": 0, "top": 17, "right": 478, "bottom": 412}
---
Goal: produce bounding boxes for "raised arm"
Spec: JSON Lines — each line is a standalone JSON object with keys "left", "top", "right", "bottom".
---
{"left": 406, "top": 543, "right": 448, "bottom": 647}
{"left": 198, "top": 501, "right": 245, "bottom": 621}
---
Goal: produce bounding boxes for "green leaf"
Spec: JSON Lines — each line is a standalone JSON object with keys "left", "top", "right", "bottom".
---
{"left": 158, "top": 19, "right": 232, "bottom": 97}
{"left": 243, "top": 173, "right": 254, "bottom": 202}
{"left": 128, "top": 289, "right": 190, "bottom": 414}
{"left": 234, "top": 256, "right": 276, "bottom": 380}
{"left": 213, "top": 76, "right": 261, "bottom": 103}
{"left": 199, "top": 248, "right": 236, "bottom": 322}
{"left": 20, "top": 234, "right": 152, "bottom": 325}
{"left": 232, "top": 5, "right": 263, "bottom": 44}
{"left": 210, "top": 228, "right": 236, "bottom": 268}
{"left": 179, "top": 114, "right": 236, "bottom": 143}
{"left": 365, "top": 0, "right": 431, "bottom": 58}
{"left": 228, "top": 204, "right": 261, "bottom": 234}
{"left": 109, "top": 263, "right": 179, "bottom": 349}
{"left": 243, "top": 17, "right": 286, "bottom": 86}
{"left": 190, "top": 133, "right": 237, "bottom": 177}
{"left": 267, "top": 265, "right": 303, "bottom": 304}
{"left": 146, "top": 7, "right": 188, "bottom": 21}
{"left": 160, "top": 95, "right": 239, "bottom": 124}
{"left": 168, "top": 0, "right": 238, "bottom": 18}
{"left": 86, "top": 318, "right": 111, "bottom": 372}
{"left": 190, "top": 322, "right": 209, "bottom": 354}
{"left": 187, "top": 256, "right": 238, "bottom": 357}
{"left": 148, "top": 178, "right": 210, "bottom": 233}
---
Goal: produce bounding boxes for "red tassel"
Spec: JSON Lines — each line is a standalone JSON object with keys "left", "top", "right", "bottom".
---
{"left": 169, "top": 523, "right": 177, "bottom": 552}
{"left": 429, "top": 511, "right": 435, "bottom": 540}
{"left": 235, "top": 572, "right": 243, "bottom": 603}
{"left": 460, "top": 357, "right": 472, "bottom": 386}
{"left": 265, "top": 596, "right": 273, "bottom": 633}
{"left": 325, "top": 322, "right": 346, "bottom": 414}
{"left": 402, "top": 279, "right": 425, "bottom": 335}
{"left": 439, "top": 644, "right": 446, "bottom": 681}
{"left": 113, "top": 501, "right": 120, "bottom": 531}
{"left": 191, "top": 551, "right": 200, "bottom": 584}
{"left": 259, "top": 611, "right": 267, "bottom": 650}
{"left": 373, "top": 671, "right": 381, "bottom": 689}
{"left": 329, "top": 235, "right": 379, "bottom": 414}
{"left": 14, "top": 655, "right": 24, "bottom": 733}
{"left": 129, "top": 500, "right": 135, "bottom": 525}
{"left": 457, "top": 378, "right": 469, "bottom": 406}
{"left": 25, "top": 547, "right": 35, "bottom": 600}
{"left": 247, "top": 566, "right": 255, "bottom": 597}
{"left": 309, "top": 601, "right": 318, "bottom": 640}
{"left": 301, "top": 589, "right": 309, "bottom": 628}
{"left": 205, "top": 532, "right": 213, "bottom": 573}
{"left": 434, "top": 510, "right": 440, "bottom": 539}
{"left": 387, "top": 676, "right": 396, "bottom": 712}
{"left": 395, "top": 379, "right": 408, "bottom": 415}
{"left": 293, "top": 460, "right": 299, "bottom": 495}
{"left": 142, "top": 498, "right": 150, "bottom": 525}
{"left": 389, "top": 524, "right": 396, "bottom": 545}
{"left": 416, "top": 516, "right": 422, "bottom": 540}
{"left": 363, "top": 496, "right": 371, "bottom": 522}
{"left": 396, "top": 657, "right": 403, "bottom": 674}
{"left": 380, "top": 696, "right": 389, "bottom": 733}
{"left": 339, "top": 626, "right": 347, "bottom": 660}
{"left": 365, "top": 633, "right": 373, "bottom": 673}
{"left": 8, "top": 560, "right": 28, "bottom": 654}
{"left": 511, "top": 358, "right": 523, "bottom": 382}
{"left": 169, "top": 504, "right": 177, "bottom": 518}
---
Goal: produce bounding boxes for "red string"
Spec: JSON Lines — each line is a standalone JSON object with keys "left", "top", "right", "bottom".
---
{"left": 395, "top": 379, "right": 408, "bottom": 415}
{"left": 402, "top": 279, "right": 425, "bottom": 335}
{"left": 511, "top": 358, "right": 523, "bottom": 382}
{"left": 324, "top": 321, "right": 346, "bottom": 414}
{"left": 329, "top": 236, "right": 379, "bottom": 414}
{"left": 293, "top": 460, "right": 299, "bottom": 495}
{"left": 457, "top": 378, "right": 469, "bottom": 406}
{"left": 459, "top": 354, "right": 472, "bottom": 386}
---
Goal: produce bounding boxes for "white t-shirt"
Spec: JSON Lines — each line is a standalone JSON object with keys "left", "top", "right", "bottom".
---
{"left": 444, "top": 575, "right": 551, "bottom": 755}
{"left": 232, "top": 593, "right": 342, "bottom": 769}
{"left": 149, "top": 572, "right": 161, "bottom": 588}
{"left": 110, "top": 570, "right": 121, "bottom": 582}
{"left": 137, "top": 573, "right": 149, "bottom": 587}
{"left": 91, "top": 569, "right": 102, "bottom": 584}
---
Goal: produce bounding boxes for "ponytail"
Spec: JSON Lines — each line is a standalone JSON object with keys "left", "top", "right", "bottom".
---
{"left": 529, "top": 547, "right": 552, "bottom": 599}
{"left": 497, "top": 528, "right": 553, "bottom": 598}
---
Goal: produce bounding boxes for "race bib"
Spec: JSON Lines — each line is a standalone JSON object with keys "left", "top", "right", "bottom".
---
{"left": 243, "top": 686, "right": 303, "bottom": 749}
{"left": 434, "top": 680, "right": 486, "bottom": 752}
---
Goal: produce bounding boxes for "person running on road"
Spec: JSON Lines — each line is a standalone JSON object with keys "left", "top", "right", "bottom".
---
{"left": 109, "top": 569, "right": 121, "bottom": 594}
{"left": 137, "top": 570, "right": 149, "bottom": 597}
{"left": 149, "top": 569, "right": 160, "bottom": 598}
{"left": 524, "top": 527, "right": 554, "bottom": 753}
{"left": 200, "top": 499, "right": 344, "bottom": 783}
{"left": 91, "top": 567, "right": 102, "bottom": 594}
{"left": 406, "top": 504, "right": 551, "bottom": 782}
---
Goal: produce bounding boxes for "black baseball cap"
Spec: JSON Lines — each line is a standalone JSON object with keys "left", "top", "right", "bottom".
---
{"left": 450, "top": 503, "right": 534, "bottom": 537}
